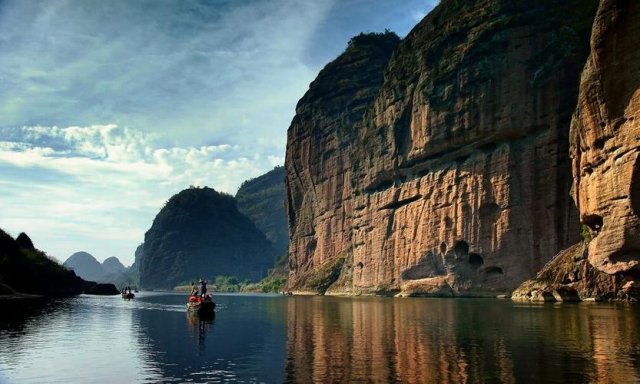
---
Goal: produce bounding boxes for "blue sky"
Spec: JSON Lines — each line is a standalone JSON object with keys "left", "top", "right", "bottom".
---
{"left": 0, "top": 0, "right": 436, "bottom": 265}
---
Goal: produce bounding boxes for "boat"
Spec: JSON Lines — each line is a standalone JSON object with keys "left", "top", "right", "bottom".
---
{"left": 187, "top": 295, "right": 215, "bottom": 317}
{"left": 122, "top": 292, "right": 135, "bottom": 299}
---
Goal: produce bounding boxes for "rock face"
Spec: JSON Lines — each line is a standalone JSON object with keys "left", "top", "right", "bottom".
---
{"left": 236, "top": 166, "right": 288, "bottom": 256}
{"left": 285, "top": 1, "right": 599, "bottom": 295}
{"left": 511, "top": 242, "right": 640, "bottom": 301}
{"left": 515, "top": 0, "right": 640, "bottom": 301}
{"left": 139, "top": 187, "right": 277, "bottom": 290}
{"left": 64, "top": 251, "right": 105, "bottom": 282}
{"left": 285, "top": 31, "right": 400, "bottom": 293}
{"left": 570, "top": 0, "right": 640, "bottom": 277}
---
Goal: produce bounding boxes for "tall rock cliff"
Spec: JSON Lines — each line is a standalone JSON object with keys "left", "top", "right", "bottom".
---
{"left": 514, "top": 0, "right": 640, "bottom": 301}
{"left": 285, "top": 31, "right": 400, "bottom": 293}
{"left": 285, "top": 0, "right": 599, "bottom": 295}
{"left": 236, "top": 166, "right": 288, "bottom": 256}
{"left": 139, "top": 187, "right": 277, "bottom": 289}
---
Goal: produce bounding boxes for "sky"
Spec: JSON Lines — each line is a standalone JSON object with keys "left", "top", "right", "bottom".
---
{"left": 0, "top": 0, "right": 437, "bottom": 266}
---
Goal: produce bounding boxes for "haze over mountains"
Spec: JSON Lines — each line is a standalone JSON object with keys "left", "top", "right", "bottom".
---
{"left": 63, "top": 251, "right": 135, "bottom": 287}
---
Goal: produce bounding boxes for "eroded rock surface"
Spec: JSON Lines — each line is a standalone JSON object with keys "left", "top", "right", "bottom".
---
{"left": 570, "top": 0, "right": 640, "bottom": 277}
{"left": 515, "top": 0, "right": 640, "bottom": 301}
{"left": 285, "top": 0, "right": 598, "bottom": 295}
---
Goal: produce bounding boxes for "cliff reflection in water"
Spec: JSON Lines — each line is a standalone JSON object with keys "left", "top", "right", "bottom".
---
{"left": 283, "top": 297, "right": 640, "bottom": 383}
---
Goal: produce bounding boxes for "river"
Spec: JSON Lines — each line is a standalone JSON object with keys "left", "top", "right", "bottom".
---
{"left": 0, "top": 293, "right": 639, "bottom": 383}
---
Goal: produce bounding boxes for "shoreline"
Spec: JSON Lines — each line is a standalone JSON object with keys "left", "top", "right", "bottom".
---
{"left": 0, "top": 293, "right": 44, "bottom": 301}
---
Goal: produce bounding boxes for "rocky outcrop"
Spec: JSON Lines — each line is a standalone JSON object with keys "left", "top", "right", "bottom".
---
{"left": 515, "top": 0, "right": 640, "bottom": 301}
{"left": 82, "top": 282, "right": 120, "bottom": 295}
{"left": 236, "top": 166, "right": 288, "bottom": 256}
{"left": 512, "top": 242, "right": 639, "bottom": 301}
{"left": 15, "top": 232, "right": 35, "bottom": 250}
{"left": 570, "top": 0, "right": 640, "bottom": 278}
{"left": 285, "top": 1, "right": 599, "bottom": 295}
{"left": 139, "top": 187, "right": 277, "bottom": 289}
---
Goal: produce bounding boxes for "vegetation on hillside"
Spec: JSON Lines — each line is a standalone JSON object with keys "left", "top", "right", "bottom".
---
{"left": 0, "top": 229, "right": 85, "bottom": 295}
{"left": 235, "top": 166, "right": 288, "bottom": 255}
{"left": 140, "top": 186, "right": 277, "bottom": 289}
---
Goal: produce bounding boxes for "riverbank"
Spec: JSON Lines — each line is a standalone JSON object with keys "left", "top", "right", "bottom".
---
{"left": 0, "top": 293, "right": 43, "bottom": 301}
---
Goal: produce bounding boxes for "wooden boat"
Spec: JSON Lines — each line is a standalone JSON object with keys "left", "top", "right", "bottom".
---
{"left": 187, "top": 295, "right": 215, "bottom": 316}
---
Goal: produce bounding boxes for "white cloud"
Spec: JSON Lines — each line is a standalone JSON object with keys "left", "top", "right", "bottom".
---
{"left": 0, "top": 0, "right": 438, "bottom": 266}
{"left": 0, "top": 125, "right": 277, "bottom": 265}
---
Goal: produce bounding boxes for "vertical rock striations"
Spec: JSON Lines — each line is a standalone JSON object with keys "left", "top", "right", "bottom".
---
{"left": 286, "top": 0, "right": 599, "bottom": 295}
{"left": 285, "top": 32, "right": 400, "bottom": 293}
{"left": 514, "top": 0, "right": 640, "bottom": 301}
{"left": 570, "top": 0, "right": 640, "bottom": 278}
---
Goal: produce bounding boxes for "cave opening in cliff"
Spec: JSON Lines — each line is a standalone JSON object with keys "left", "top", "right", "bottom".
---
{"left": 440, "top": 242, "right": 448, "bottom": 255}
{"left": 469, "top": 253, "right": 484, "bottom": 268}
{"left": 453, "top": 240, "right": 469, "bottom": 260}
{"left": 583, "top": 214, "right": 604, "bottom": 235}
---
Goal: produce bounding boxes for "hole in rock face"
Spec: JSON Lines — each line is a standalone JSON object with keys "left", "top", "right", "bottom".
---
{"left": 440, "top": 242, "right": 448, "bottom": 255}
{"left": 357, "top": 262, "right": 364, "bottom": 269}
{"left": 485, "top": 266, "right": 503, "bottom": 275}
{"left": 631, "top": 155, "right": 640, "bottom": 216}
{"left": 453, "top": 240, "right": 469, "bottom": 258}
{"left": 583, "top": 214, "right": 604, "bottom": 235}
{"left": 469, "top": 253, "right": 484, "bottom": 268}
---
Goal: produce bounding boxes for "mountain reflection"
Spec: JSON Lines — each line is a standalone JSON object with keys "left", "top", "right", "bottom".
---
{"left": 283, "top": 297, "right": 640, "bottom": 383}
{"left": 131, "top": 294, "right": 286, "bottom": 383}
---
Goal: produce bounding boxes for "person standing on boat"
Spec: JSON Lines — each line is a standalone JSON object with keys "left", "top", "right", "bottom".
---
{"left": 190, "top": 282, "right": 198, "bottom": 297}
{"left": 199, "top": 279, "right": 208, "bottom": 298}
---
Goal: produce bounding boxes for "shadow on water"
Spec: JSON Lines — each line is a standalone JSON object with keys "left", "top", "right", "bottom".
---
{"left": 0, "top": 298, "right": 66, "bottom": 336}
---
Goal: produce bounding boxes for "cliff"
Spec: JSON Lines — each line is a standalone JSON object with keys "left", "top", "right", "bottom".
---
{"left": 236, "top": 166, "right": 288, "bottom": 256}
{"left": 139, "top": 187, "right": 277, "bottom": 289}
{"left": 514, "top": 0, "right": 640, "bottom": 301}
{"left": 285, "top": 1, "right": 599, "bottom": 295}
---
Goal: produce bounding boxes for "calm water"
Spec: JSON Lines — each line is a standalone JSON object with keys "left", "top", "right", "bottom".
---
{"left": 0, "top": 293, "right": 639, "bottom": 383}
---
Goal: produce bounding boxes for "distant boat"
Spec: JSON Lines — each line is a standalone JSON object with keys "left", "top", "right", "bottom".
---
{"left": 122, "top": 292, "right": 135, "bottom": 299}
{"left": 187, "top": 295, "right": 215, "bottom": 317}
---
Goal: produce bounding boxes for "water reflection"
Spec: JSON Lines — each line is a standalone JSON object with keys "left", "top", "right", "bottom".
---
{"left": 283, "top": 297, "right": 640, "bottom": 384}
{"left": 131, "top": 294, "right": 286, "bottom": 383}
{"left": 0, "top": 294, "right": 639, "bottom": 383}
{"left": 186, "top": 312, "right": 214, "bottom": 353}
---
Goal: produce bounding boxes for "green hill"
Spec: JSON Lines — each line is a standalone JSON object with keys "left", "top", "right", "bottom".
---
{"left": 139, "top": 186, "right": 278, "bottom": 290}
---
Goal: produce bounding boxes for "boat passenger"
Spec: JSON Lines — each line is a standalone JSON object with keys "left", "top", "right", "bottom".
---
{"left": 199, "top": 279, "right": 208, "bottom": 298}
{"left": 191, "top": 283, "right": 199, "bottom": 297}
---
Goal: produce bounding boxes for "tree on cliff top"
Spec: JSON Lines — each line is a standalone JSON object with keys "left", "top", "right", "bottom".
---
{"left": 347, "top": 30, "right": 399, "bottom": 50}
